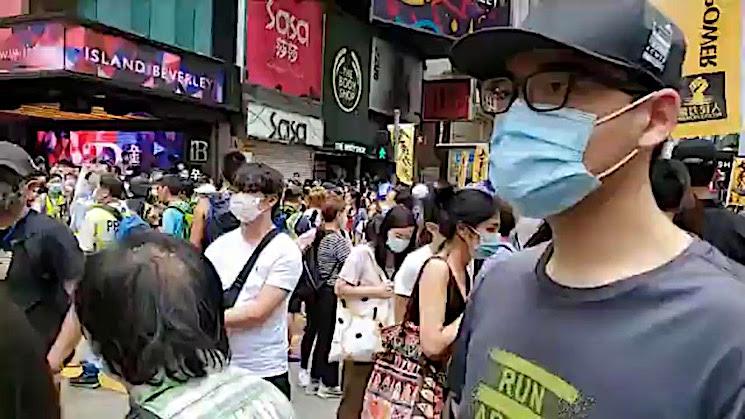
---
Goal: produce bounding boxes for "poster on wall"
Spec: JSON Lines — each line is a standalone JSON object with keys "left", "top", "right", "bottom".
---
{"left": 370, "top": 37, "right": 423, "bottom": 120}
{"left": 246, "top": 0, "right": 324, "bottom": 99}
{"left": 36, "top": 130, "right": 184, "bottom": 171}
{"left": 471, "top": 144, "right": 489, "bottom": 182}
{"left": 727, "top": 157, "right": 745, "bottom": 206}
{"left": 449, "top": 149, "right": 474, "bottom": 187}
{"left": 388, "top": 123, "right": 415, "bottom": 185}
{"left": 651, "top": 0, "right": 741, "bottom": 137}
{"left": 64, "top": 26, "right": 226, "bottom": 105}
{"left": 371, "top": 0, "right": 510, "bottom": 38}
{"left": 322, "top": 11, "right": 372, "bottom": 149}
{"left": 0, "top": 22, "right": 64, "bottom": 73}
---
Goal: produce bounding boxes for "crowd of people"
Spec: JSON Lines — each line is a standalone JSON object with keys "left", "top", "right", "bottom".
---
{"left": 5, "top": 1, "right": 745, "bottom": 418}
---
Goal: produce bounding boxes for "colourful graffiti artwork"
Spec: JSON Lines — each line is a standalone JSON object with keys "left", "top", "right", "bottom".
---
{"left": 371, "top": 0, "right": 510, "bottom": 38}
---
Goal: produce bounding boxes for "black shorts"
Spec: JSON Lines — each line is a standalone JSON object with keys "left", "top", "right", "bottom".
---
{"left": 288, "top": 290, "right": 302, "bottom": 314}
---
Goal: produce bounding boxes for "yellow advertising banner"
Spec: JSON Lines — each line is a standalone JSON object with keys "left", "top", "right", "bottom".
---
{"left": 727, "top": 157, "right": 745, "bottom": 206}
{"left": 471, "top": 144, "right": 490, "bottom": 182}
{"left": 457, "top": 151, "right": 469, "bottom": 188}
{"left": 652, "top": 0, "right": 741, "bottom": 137}
{"left": 389, "top": 123, "right": 416, "bottom": 185}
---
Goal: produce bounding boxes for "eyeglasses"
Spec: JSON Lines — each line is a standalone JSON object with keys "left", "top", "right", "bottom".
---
{"left": 479, "top": 68, "right": 650, "bottom": 115}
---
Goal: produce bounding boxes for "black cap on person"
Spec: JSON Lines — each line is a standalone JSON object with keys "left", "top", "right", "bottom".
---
{"left": 450, "top": 0, "right": 687, "bottom": 91}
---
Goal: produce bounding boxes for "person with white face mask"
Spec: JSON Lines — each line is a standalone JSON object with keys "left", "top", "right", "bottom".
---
{"left": 393, "top": 183, "right": 450, "bottom": 322}
{"left": 448, "top": 1, "right": 745, "bottom": 417}
{"left": 205, "top": 163, "right": 302, "bottom": 400}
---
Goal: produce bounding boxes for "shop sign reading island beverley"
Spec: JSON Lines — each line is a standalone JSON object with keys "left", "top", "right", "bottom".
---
{"left": 322, "top": 10, "right": 372, "bottom": 152}
{"left": 0, "top": 20, "right": 226, "bottom": 106}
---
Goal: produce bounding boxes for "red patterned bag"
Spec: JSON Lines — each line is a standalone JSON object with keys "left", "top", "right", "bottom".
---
{"left": 361, "top": 316, "right": 446, "bottom": 418}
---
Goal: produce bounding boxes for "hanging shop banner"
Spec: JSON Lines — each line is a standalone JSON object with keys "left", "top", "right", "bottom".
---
{"left": 64, "top": 26, "right": 225, "bottom": 105}
{"left": 388, "top": 123, "right": 416, "bottom": 185}
{"left": 246, "top": 0, "right": 324, "bottom": 99}
{"left": 471, "top": 144, "right": 489, "bottom": 182}
{"left": 651, "top": 0, "right": 741, "bottom": 137}
{"left": 422, "top": 79, "right": 473, "bottom": 121}
{"left": 247, "top": 103, "right": 323, "bottom": 147}
{"left": 727, "top": 157, "right": 745, "bottom": 206}
{"left": 0, "top": 22, "right": 65, "bottom": 73}
{"left": 323, "top": 11, "right": 372, "bottom": 149}
{"left": 370, "top": 37, "right": 423, "bottom": 120}
{"left": 371, "top": 0, "right": 510, "bottom": 39}
{"left": 448, "top": 149, "right": 474, "bottom": 188}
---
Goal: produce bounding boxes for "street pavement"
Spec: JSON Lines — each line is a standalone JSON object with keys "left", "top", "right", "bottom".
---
{"left": 61, "top": 363, "right": 340, "bottom": 418}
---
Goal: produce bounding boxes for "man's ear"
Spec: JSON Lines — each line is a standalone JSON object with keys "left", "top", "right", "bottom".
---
{"left": 638, "top": 88, "right": 681, "bottom": 148}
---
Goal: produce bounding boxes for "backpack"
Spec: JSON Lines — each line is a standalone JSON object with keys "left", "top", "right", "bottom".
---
{"left": 166, "top": 201, "right": 194, "bottom": 240}
{"left": 205, "top": 192, "right": 240, "bottom": 247}
{"left": 95, "top": 204, "right": 150, "bottom": 242}
{"left": 295, "top": 228, "right": 335, "bottom": 302}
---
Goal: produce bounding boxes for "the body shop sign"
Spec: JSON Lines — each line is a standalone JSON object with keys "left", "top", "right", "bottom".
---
{"left": 65, "top": 26, "right": 225, "bottom": 105}
{"left": 246, "top": 0, "right": 323, "bottom": 99}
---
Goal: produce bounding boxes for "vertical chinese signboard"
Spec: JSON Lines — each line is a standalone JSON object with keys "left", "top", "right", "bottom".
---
{"left": 652, "top": 0, "right": 741, "bottom": 137}
{"left": 371, "top": 0, "right": 510, "bottom": 38}
{"left": 246, "top": 0, "right": 324, "bottom": 99}
{"left": 388, "top": 123, "right": 415, "bottom": 185}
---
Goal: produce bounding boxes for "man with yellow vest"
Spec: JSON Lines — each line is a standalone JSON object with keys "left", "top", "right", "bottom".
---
{"left": 76, "top": 174, "right": 128, "bottom": 254}
{"left": 42, "top": 174, "right": 68, "bottom": 223}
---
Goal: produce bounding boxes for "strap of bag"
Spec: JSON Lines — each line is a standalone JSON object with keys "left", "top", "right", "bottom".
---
{"left": 401, "top": 256, "right": 454, "bottom": 325}
{"left": 223, "top": 229, "right": 280, "bottom": 309}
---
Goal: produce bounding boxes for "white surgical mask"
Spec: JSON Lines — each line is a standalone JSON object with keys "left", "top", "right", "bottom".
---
{"left": 230, "top": 193, "right": 264, "bottom": 224}
{"left": 386, "top": 232, "right": 410, "bottom": 253}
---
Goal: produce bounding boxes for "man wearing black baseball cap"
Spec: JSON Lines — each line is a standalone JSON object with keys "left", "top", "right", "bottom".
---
{"left": 449, "top": 1, "right": 745, "bottom": 417}
{"left": 672, "top": 139, "right": 745, "bottom": 265}
{"left": 0, "top": 142, "right": 84, "bottom": 375}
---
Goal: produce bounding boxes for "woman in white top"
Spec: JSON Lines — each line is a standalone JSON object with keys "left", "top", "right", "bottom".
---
{"left": 335, "top": 211, "right": 413, "bottom": 418}
{"left": 393, "top": 183, "right": 450, "bottom": 322}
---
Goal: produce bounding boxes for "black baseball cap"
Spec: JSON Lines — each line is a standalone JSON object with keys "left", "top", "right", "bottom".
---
{"left": 0, "top": 142, "right": 38, "bottom": 178}
{"left": 450, "top": 0, "right": 687, "bottom": 91}
{"left": 671, "top": 139, "right": 717, "bottom": 188}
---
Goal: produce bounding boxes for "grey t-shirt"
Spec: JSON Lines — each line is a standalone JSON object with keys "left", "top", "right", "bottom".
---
{"left": 450, "top": 239, "right": 745, "bottom": 418}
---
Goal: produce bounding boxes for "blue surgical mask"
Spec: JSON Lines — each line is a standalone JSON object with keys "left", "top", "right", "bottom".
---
{"left": 490, "top": 99, "right": 646, "bottom": 219}
{"left": 475, "top": 231, "right": 502, "bottom": 259}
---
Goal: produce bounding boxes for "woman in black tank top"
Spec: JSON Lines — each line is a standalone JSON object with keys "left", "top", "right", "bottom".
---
{"left": 411, "top": 187, "right": 499, "bottom": 360}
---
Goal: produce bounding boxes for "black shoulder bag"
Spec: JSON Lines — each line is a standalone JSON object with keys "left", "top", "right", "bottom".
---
{"left": 222, "top": 229, "right": 280, "bottom": 309}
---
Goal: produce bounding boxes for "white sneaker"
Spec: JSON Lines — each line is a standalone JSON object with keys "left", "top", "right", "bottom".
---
{"left": 298, "top": 369, "right": 311, "bottom": 388}
{"left": 317, "top": 384, "right": 343, "bottom": 399}
{"left": 305, "top": 380, "right": 319, "bottom": 395}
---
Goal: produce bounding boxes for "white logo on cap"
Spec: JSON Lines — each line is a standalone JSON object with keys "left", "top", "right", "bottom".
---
{"left": 642, "top": 21, "right": 673, "bottom": 72}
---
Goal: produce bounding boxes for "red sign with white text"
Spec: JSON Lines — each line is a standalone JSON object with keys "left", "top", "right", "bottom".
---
{"left": 422, "top": 79, "right": 472, "bottom": 121}
{"left": 246, "top": 0, "right": 323, "bottom": 100}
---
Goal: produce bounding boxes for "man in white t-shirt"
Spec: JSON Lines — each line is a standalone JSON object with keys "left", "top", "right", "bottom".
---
{"left": 205, "top": 163, "right": 302, "bottom": 400}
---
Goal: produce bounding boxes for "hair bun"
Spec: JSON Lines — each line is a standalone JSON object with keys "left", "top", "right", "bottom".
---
{"left": 433, "top": 183, "right": 455, "bottom": 210}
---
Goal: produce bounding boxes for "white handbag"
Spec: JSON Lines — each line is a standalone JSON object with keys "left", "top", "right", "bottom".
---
{"left": 329, "top": 248, "right": 394, "bottom": 363}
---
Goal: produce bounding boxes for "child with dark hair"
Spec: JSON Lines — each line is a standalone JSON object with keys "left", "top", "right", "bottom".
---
{"left": 76, "top": 231, "right": 295, "bottom": 418}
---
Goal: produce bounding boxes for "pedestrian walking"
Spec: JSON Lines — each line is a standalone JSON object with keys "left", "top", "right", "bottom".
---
{"left": 334, "top": 216, "right": 395, "bottom": 418}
